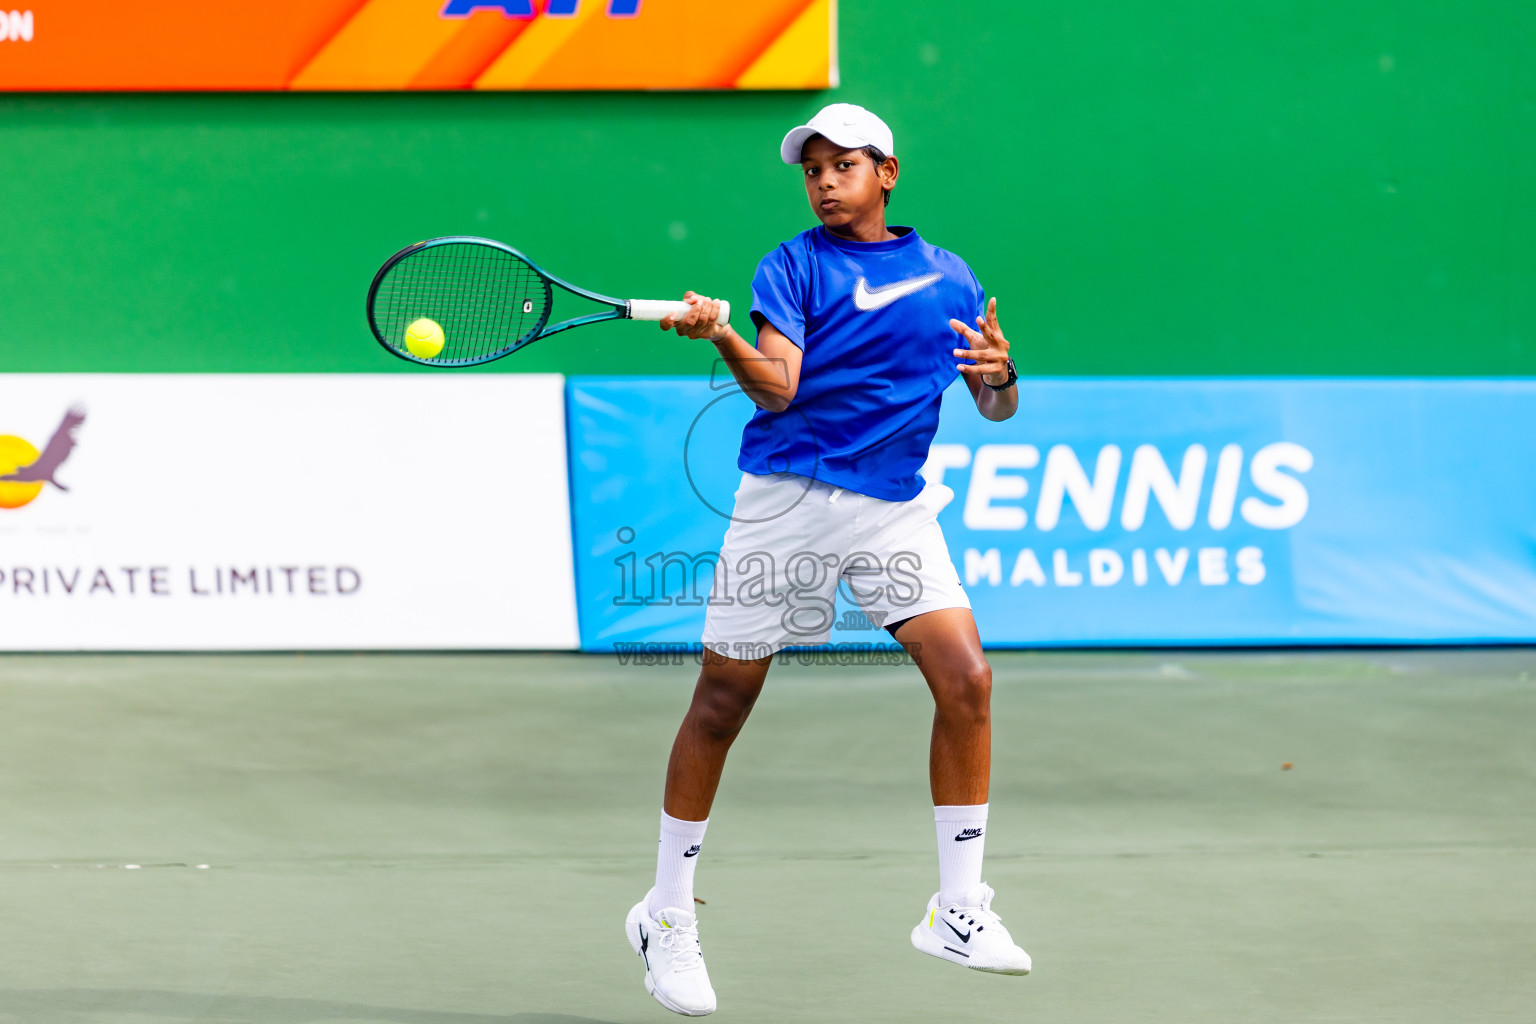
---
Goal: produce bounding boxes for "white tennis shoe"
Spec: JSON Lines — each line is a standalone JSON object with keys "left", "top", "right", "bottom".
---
{"left": 626, "top": 890, "right": 717, "bottom": 1016}
{"left": 910, "top": 882, "right": 1031, "bottom": 975}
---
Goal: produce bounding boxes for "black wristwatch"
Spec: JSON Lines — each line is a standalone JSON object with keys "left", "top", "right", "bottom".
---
{"left": 984, "top": 357, "right": 1018, "bottom": 392}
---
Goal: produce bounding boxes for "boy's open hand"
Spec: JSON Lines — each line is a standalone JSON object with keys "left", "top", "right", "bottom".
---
{"left": 662, "top": 291, "right": 730, "bottom": 342}
{"left": 950, "top": 298, "right": 1011, "bottom": 385}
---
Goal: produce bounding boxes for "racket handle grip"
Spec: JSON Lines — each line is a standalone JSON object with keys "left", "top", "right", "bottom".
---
{"left": 628, "top": 298, "right": 731, "bottom": 326}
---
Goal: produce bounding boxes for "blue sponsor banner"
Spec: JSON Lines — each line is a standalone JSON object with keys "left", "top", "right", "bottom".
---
{"left": 566, "top": 377, "right": 1536, "bottom": 650}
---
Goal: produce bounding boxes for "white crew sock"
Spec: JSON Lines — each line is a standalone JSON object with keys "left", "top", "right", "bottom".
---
{"left": 649, "top": 810, "right": 709, "bottom": 918}
{"left": 934, "top": 803, "right": 989, "bottom": 906}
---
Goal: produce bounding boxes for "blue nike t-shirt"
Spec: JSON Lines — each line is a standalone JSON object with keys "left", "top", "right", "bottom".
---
{"left": 742, "top": 226, "right": 986, "bottom": 501}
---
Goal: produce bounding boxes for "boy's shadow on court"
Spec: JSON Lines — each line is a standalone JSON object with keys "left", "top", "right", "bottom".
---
{"left": 0, "top": 989, "right": 626, "bottom": 1024}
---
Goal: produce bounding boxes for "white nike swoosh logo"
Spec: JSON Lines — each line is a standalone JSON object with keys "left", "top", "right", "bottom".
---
{"left": 852, "top": 273, "right": 944, "bottom": 312}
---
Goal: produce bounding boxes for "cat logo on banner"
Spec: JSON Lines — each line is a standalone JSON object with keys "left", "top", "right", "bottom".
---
{"left": 0, "top": 0, "right": 836, "bottom": 91}
{"left": 0, "top": 405, "right": 83, "bottom": 509}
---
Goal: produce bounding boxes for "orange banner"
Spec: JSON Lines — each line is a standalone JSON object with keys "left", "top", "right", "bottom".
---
{"left": 0, "top": 0, "right": 836, "bottom": 91}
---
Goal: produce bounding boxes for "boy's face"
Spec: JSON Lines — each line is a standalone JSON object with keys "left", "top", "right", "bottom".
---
{"left": 800, "top": 135, "right": 896, "bottom": 230}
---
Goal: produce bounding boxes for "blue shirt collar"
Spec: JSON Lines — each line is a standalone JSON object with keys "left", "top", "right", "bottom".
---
{"left": 817, "top": 225, "right": 919, "bottom": 253}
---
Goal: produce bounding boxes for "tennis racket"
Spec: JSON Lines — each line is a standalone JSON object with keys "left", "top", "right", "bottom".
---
{"left": 366, "top": 235, "right": 729, "bottom": 367}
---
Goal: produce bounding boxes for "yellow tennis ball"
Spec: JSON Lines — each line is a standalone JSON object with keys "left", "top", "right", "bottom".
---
{"left": 404, "top": 318, "right": 445, "bottom": 358}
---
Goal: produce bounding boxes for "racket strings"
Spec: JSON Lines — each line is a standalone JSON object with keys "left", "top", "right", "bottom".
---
{"left": 372, "top": 242, "right": 552, "bottom": 364}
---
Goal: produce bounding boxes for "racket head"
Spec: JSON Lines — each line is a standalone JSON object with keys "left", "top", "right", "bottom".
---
{"left": 367, "top": 236, "right": 555, "bottom": 367}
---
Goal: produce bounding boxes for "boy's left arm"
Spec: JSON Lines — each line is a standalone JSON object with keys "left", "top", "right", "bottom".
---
{"left": 951, "top": 298, "right": 1018, "bottom": 422}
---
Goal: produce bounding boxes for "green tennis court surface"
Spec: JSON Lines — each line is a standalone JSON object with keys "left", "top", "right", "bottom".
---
{"left": 0, "top": 650, "right": 1531, "bottom": 1023}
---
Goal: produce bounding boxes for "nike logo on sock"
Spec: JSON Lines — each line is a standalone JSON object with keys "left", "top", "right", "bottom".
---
{"left": 852, "top": 273, "right": 943, "bottom": 312}
{"left": 683, "top": 844, "right": 701, "bottom": 858}
{"left": 954, "top": 827, "right": 984, "bottom": 841}
{"left": 944, "top": 919, "right": 972, "bottom": 943}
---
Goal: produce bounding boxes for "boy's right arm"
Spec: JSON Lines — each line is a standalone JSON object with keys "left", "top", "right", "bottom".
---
{"left": 663, "top": 292, "right": 802, "bottom": 413}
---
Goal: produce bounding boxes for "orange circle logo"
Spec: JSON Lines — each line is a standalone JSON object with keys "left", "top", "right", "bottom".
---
{"left": 0, "top": 435, "right": 44, "bottom": 509}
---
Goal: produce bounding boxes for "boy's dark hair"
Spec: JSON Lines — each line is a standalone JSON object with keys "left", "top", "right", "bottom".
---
{"left": 863, "top": 145, "right": 892, "bottom": 207}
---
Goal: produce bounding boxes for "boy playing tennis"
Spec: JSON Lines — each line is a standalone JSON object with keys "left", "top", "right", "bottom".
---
{"left": 625, "top": 103, "right": 1029, "bottom": 1016}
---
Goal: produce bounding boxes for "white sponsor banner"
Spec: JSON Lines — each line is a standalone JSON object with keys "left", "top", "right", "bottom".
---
{"left": 0, "top": 374, "right": 578, "bottom": 650}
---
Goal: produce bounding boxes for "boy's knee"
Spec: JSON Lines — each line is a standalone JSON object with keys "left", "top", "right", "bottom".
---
{"left": 691, "top": 676, "right": 761, "bottom": 742}
{"left": 935, "top": 660, "right": 991, "bottom": 721}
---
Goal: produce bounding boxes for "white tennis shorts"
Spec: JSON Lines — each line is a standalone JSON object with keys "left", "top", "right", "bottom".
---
{"left": 701, "top": 472, "right": 970, "bottom": 657}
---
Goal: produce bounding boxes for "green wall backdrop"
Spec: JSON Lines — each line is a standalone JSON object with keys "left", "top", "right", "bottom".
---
{"left": 2, "top": 0, "right": 1532, "bottom": 375}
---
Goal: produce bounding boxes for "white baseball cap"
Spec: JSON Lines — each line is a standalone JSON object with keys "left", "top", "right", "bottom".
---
{"left": 779, "top": 103, "right": 895, "bottom": 165}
